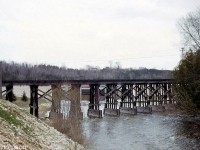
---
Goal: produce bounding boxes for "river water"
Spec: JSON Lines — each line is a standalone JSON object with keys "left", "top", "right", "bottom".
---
{"left": 80, "top": 101, "right": 200, "bottom": 150}
{"left": 9, "top": 86, "right": 200, "bottom": 150}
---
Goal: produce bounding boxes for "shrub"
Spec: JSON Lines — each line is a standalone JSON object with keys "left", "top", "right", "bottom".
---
{"left": 21, "top": 91, "right": 28, "bottom": 102}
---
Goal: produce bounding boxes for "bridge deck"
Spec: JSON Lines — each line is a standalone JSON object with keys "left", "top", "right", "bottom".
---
{"left": 2, "top": 79, "right": 172, "bottom": 86}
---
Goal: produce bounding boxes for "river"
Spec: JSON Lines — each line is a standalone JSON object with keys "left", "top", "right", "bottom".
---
{"left": 80, "top": 101, "right": 200, "bottom": 150}
{"left": 9, "top": 86, "right": 200, "bottom": 150}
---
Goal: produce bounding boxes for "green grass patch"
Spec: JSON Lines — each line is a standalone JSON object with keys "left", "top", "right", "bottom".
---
{"left": 0, "top": 107, "right": 23, "bottom": 127}
{"left": 0, "top": 107, "right": 33, "bottom": 134}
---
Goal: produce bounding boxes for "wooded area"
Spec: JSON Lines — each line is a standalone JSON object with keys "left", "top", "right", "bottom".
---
{"left": 0, "top": 61, "right": 171, "bottom": 80}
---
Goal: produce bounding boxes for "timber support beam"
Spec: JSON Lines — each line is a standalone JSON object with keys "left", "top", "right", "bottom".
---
{"left": 5, "top": 85, "right": 14, "bottom": 102}
{"left": 88, "top": 84, "right": 102, "bottom": 118}
{"left": 30, "top": 85, "right": 39, "bottom": 117}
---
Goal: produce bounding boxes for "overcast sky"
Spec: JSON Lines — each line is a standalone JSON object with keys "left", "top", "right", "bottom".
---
{"left": 0, "top": 0, "right": 200, "bottom": 70}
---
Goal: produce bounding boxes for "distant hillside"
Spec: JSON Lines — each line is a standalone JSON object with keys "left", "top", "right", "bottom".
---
{"left": 0, "top": 61, "right": 172, "bottom": 80}
{"left": 0, "top": 99, "right": 84, "bottom": 149}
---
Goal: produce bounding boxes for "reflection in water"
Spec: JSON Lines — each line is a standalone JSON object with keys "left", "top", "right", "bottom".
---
{"left": 80, "top": 101, "right": 200, "bottom": 150}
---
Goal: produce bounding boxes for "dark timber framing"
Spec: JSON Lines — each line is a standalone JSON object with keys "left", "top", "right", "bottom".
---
{"left": 0, "top": 79, "right": 174, "bottom": 118}
{"left": 5, "top": 85, "right": 14, "bottom": 102}
{"left": 30, "top": 85, "right": 39, "bottom": 117}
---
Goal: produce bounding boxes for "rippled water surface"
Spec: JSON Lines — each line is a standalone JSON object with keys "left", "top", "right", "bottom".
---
{"left": 81, "top": 101, "right": 200, "bottom": 150}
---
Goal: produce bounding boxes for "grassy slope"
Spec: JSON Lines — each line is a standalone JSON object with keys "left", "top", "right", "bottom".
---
{"left": 0, "top": 99, "right": 84, "bottom": 150}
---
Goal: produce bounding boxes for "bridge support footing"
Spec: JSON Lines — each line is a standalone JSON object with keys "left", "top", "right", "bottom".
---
{"left": 137, "top": 106, "right": 152, "bottom": 114}
{"left": 87, "top": 109, "right": 102, "bottom": 118}
{"left": 104, "top": 108, "right": 120, "bottom": 116}
{"left": 120, "top": 107, "right": 137, "bottom": 115}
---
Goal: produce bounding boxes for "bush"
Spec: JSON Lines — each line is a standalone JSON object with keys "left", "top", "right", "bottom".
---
{"left": 12, "top": 92, "right": 17, "bottom": 101}
{"left": 21, "top": 91, "right": 28, "bottom": 102}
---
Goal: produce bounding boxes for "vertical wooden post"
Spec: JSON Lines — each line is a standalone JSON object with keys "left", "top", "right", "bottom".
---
{"left": 149, "top": 83, "right": 152, "bottom": 106}
{"left": 163, "top": 83, "right": 167, "bottom": 104}
{"left": 30, "top": 85, "right": 39, "bottom": 117}
{"left": 113, "top": 84, "right": 117, "bottom": 109}
{"left": 105, "top": 84, "right": 110, "bottom": 109}
{"left": 156, "top": 83, "right": 158, "bottom": 106}
{"left": 168, "top": 83, "right": 173, "bottom": 104}
{"left": 120, "top": 84, "right": 126, "bottom": 107}
{"left": 94, "top": 84, "right": 100, "bottom": 110}
{"left": 89, "top": 84, "right": 100, "bottom": 110}
{"left": 89, "top": 85, "right": 95, "bottom": 109}
{"left": 88, "top": 84, "right": 102, "bottom": 118}
{"left": 6, "top": 85, "right": 13, "bottom": 102}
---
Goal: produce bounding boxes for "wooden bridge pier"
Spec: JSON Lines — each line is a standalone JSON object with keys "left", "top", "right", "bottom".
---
{"left": 4, "top": 85, "right": 14, "bottom": 102}
{"left": 30, "top": 85, "right": 39, "bottom": 117}
{"left": 135, "top": 83, "right": 152, "bottom": 113}
{"left": 87, "top": 84, "right": 102, "bottom": 118}
{"left": 120, "top": 84, "right": 137, "bottom": 115}
{"left": 104, "top": 84, "right": 120, "bottom": 116}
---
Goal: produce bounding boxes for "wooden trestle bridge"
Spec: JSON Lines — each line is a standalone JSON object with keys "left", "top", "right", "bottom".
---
{"left": 0, "top": 78, "right": 175, "bottom": 118}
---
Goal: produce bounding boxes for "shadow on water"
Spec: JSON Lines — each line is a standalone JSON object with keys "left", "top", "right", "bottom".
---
{"left": 80, "top": 101, "right": 200, "bottom": 150}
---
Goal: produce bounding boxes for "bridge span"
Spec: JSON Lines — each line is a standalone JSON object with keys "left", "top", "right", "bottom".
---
{"left": 0, "top": 78, "right": 175, "bottom": 118}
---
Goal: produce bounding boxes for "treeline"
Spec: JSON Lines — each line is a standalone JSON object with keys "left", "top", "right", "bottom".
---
{"left": 0, "top": 61, "right": 172, "bottom": 80}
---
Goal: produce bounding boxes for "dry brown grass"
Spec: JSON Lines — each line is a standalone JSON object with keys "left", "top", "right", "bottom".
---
{"left": 51, "top": 85, "right": 85, "bottom": 145}
{"left": 52, "top": 116, "right": 84, "bottom": 145}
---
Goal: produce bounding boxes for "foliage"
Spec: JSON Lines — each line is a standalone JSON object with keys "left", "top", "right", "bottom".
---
{"left": 21, "top": 91, "right": 28, "bottom": 102}
{"left": 173, "top": 49, "right": 200, "bottom": 114}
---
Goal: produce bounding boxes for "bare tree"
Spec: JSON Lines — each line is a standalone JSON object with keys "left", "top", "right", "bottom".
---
{"left": 178, "top": 9, "right": 200, "bottom": 50}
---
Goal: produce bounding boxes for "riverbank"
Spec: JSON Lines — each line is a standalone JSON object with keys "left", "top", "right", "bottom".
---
{"left": 0, "top": 99, "right": 84, "bottom": 150}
